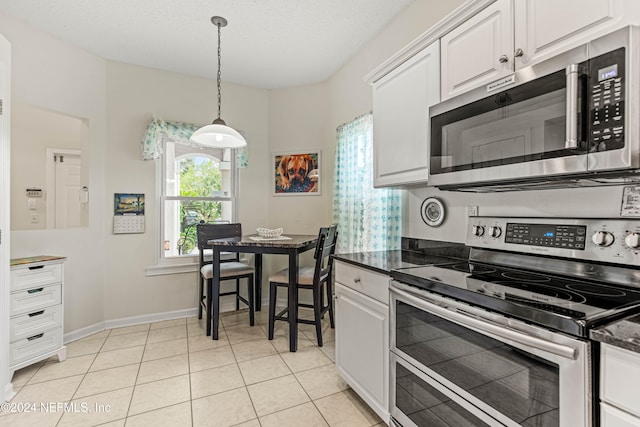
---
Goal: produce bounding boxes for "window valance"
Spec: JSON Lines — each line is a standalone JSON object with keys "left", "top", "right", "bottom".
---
{"left": 140, "top": 118, "right": 249, "bottom": 167}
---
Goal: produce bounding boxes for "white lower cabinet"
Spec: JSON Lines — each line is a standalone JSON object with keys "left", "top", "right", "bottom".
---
{"left": 334, "top": 261, "right": 389, "bottom": 424}
{"left": 600, "top": 343, "right": 640, "bottom": 426}
{"left": 602, "top": 403, "right": 640, "bottom": 427}
{"left": 9, "top": 257, "right": 67, "bottom": 379}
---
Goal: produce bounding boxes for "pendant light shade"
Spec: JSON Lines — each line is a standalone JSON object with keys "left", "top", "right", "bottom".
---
{"left": 190, "top": 16, "right": 247, "bottom": 148}
{"left": 190, "top": 122, "right": 247, "bottom": 148}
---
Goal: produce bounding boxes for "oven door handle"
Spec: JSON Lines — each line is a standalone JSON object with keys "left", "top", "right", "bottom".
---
{"left": 392, "top": 286, "right": 578, "bottom": 360}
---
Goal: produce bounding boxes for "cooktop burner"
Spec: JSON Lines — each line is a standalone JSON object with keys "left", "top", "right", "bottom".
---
{"left": 391, "top": 261, "right": 640, "bottom": 337}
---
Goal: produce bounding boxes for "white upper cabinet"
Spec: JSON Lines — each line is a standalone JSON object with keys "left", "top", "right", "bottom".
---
{"left": 441, "top": 0, "right": 513, "bottom": 100}
{"left": 514, "top": 0, "right": 624, "bottom": 67}
{"left": 372, "top": 41, "right": 440, "bottom": 187}
{"left": 441, "top": 0, "right": 633, "bottom": 101}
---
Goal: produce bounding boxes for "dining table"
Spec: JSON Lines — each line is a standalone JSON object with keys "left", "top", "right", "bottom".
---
{"left": 208, "top": 233, "right": 318, "bottom": 352}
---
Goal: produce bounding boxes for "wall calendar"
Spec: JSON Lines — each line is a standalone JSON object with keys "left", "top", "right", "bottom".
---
{"left": 113, "top": 193, "right": 145, "bottom": 234}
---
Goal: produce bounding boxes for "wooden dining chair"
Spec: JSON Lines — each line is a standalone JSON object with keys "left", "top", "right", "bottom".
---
{"left": 197, "top": 223, "right": 255, "bottom": 339}
{"left": 267, "top": 224, "right": 338, "bottom": 347}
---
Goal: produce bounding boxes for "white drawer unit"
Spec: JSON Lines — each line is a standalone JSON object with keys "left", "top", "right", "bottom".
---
{"left": 10, "top": 263, "right": 62, "bottom": 292}
{"left": 600, "top": 343, "right": 640, "bottom": 424}
{"left": 334, "top": 260, "right": 389, "bottom": 305}
{"left": 10, "top": 304, "right": 64, "bottom": 342}
{"left": 10, "top": 328, "right": 64, "bottom": 367}
{"left": 10, "top": 284, "right": 62, "bottom": 317}
{"left": 9, "top": 256, "right": 67, "bottom": 379}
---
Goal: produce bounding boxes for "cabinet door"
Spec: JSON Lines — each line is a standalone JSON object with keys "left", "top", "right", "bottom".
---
{"left": 601, "top": 344, "right": 640, "bottom": 418}
{"left": 602, "top": 402, "right": 640, "bottom": 427}
{"left": 372, "top": 41, "right": 439, "bottom": 187}
{"left": 335, "top": 282, "right": 389, "bottom": 421}
{"left": 440, "top": 0, "right": 513, "bottom": 100}
{"left": 514, "top": 0, "right": 624, "bottom": 69}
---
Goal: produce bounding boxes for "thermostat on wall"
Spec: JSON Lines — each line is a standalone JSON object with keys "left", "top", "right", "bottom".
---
{"left": 26, "top": 188, "right": 43, "bottom": 197}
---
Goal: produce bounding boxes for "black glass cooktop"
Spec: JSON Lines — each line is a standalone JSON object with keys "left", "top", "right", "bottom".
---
{"left": 392, "top": 261, "right": 640, "bottom": 337}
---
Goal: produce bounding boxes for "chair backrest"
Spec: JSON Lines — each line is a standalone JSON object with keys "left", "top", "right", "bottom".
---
{"left": 313, "top": 224, "right": 338, "bottom": 284}
{"left": 196, "top": 223, "right": 243, "bottom": 266}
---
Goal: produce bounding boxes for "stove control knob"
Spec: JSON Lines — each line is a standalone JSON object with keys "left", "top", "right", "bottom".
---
{"left": 592, "top": 231, "right": 615, "bottom": 247}
{"left": 472, "top": 225, "right": 485, "bottom": 237}
{"left": 625, "top": 232, "right": 640, "bottom": 249}
{"left": 489, "top": 226, "right": 502, "bottom": 238}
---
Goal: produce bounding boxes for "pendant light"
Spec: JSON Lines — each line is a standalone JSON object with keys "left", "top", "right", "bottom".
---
{"left": 190, "top": 16, "right": 247, "bottom": 148}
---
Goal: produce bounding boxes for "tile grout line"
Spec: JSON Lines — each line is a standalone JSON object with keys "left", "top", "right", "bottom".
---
{"left": 123, "top": 324, "right": 148, "bottom": 423}
{"left": 223, "top": 312, "right": 262, "bottom": 426}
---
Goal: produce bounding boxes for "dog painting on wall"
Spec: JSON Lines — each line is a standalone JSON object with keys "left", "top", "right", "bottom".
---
{"left": 274, "top": 151, "right": 320, "bottom": 195}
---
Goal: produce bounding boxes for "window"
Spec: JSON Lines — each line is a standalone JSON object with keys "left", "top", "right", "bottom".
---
{"left": 332, "top": 113, "right": 402, "bottom": 253}
{"left": 161, "top": 140, "right": 237, "bottom": 260}
{"left": 141, "top": 119, "right": 246, "bottom": 275}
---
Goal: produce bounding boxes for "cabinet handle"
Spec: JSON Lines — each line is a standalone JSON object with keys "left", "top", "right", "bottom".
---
{"left": 498, "top": 54, "right": 509, "bottom": 63}
{"left": 353, "top": 277, "right": 361, "bottom": 284}
{"left": 28, "top": 265, "right": 45, "bottom": 270}
{"left": 514, "top": 48, "right": 524, "bottom": 58}
{"left": 28, "top": 310, "right": 45, "bottom": 317}
{"left": 27, "top": 333, "right": 44, "bottom": 341}
{"left": 27, "top": 287, "right": 44, "bottom": 294}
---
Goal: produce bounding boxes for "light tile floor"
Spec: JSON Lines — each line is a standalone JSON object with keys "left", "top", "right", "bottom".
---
{"left": 2, "top": 309, "right": 384, "bottom": 427}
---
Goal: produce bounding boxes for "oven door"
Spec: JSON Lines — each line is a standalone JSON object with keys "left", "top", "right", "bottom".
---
{"left": 390, "top": 281, "right": 591, "bottom": 427}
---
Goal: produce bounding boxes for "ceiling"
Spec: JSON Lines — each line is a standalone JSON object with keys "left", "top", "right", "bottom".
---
{"left": 0, "top": 0, "right": 415, "bottom": 89}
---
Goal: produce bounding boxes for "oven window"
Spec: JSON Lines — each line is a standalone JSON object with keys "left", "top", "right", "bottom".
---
{"left": 430, "top": 69, "right": 583, "bottom": 174}
{"left": 396, "top": 363, "right": 494, "bottom": 427}
{"left": 396, "top": 301, "right": 560, "bottom": 426}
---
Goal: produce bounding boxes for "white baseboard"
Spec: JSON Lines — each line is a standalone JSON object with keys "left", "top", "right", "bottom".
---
{"left": 3, "top": 381, "right": 15, "bottom": 402}
{"left": 63, "top": 307, "right": 198, "bottom": 344}
{"left": 62, "top": 300, "right": 271, "bottom": 344}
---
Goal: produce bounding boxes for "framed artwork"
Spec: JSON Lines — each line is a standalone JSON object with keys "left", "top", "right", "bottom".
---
{"left": 273, "top": 150, "right": 321, "bottom": 196}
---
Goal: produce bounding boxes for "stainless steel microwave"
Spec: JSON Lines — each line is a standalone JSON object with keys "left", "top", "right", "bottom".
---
{"left": 428, "top": 26, "right": 640, "bottom": 191}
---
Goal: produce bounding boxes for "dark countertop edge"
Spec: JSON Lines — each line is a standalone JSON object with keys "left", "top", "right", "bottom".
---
{"left": 332, "top": 252, "right": 399, "bottom": 275}
{"left": 590, "top": 312, "right": 640, "bottom": 354}
{"left": 332, "top": 238, "right": 469, "bottom": 275}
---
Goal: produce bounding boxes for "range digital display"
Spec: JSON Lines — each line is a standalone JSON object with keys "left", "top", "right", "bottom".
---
{"left": 505, "top": 223, "right": 587, "bottom": 250}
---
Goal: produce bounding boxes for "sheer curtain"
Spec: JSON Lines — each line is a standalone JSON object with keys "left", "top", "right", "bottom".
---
{"left": 332, "top": 113, "right": 402, "bottom": 253}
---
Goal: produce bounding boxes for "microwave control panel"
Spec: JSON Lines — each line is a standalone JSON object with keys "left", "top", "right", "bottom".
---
{"left": 589, "top": 47, "right": 625, "bottom": 153}
{"left": 467, "top": 217, "right": 640, "bottom": 266}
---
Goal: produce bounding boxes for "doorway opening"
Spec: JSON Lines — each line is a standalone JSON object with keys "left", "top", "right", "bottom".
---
{"left": 46, "top": 148, "right": 82, "bottom": 228}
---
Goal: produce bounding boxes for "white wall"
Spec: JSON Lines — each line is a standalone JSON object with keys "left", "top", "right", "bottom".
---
{"left": 104, "top": 61, "right": 269, "bottom": 320}
{"left": 1, "top": 11, "right": 108, "bottom": 333}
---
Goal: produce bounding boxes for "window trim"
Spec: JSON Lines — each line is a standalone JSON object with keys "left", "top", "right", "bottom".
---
{"left": 146, "top": 141, "right": 239, "bottom": 276}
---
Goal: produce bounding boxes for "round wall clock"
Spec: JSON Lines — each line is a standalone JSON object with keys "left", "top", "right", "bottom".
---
{"left": 421, "top": 197, "right": 445, "bottom": 227}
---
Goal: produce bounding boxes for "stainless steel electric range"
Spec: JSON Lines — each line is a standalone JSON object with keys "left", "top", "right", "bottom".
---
{"left": 389, "top": 217, "right": 640, "bottom": 427}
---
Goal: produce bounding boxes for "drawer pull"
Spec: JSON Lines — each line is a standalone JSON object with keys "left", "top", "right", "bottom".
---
{"left": 353, "top": 277, "right": 361, "bottom": 283}
{"left": 27, "top": 288, "right": 44, "bottom": 294}
{"left": 27, "top": 333, "right": 44, "bottom": 341}
{"left": 28, "top": 310, "right": 45, "bottom": 317}
{"left": 28, "top": 265, "right": 45, "bottom": 270}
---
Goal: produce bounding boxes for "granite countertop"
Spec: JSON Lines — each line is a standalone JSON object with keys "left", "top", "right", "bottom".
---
{"left": 332, "top": 238, "right": 469, "bottom": 275}
{"left": 591, "top": 313, "right": 640, "bottom": 354}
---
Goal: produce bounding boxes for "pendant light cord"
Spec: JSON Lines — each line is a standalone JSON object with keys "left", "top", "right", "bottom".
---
{"left": 216, "top": 22, "right": 222, "bottom": 121}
